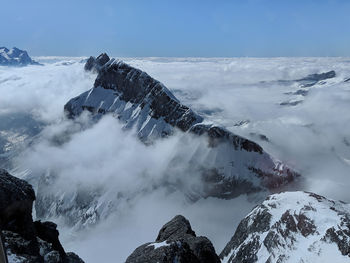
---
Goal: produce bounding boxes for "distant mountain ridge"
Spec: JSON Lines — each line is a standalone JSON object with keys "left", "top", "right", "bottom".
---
{"left": 0, "top": 47, "right": 40, "bottom": 66}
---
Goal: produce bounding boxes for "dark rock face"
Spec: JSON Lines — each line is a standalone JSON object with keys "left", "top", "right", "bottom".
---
{"left": 84, "top": 53, "right": 110, "bottom": 72}
{"left": 0, "top": 47, "right": 40, "bottom": 66}
{"left": 190, "top": 125, "right": 263, "bottom": 154}
{"left": 66, "top": 56, "right": 203, "bottom": 136}
{"left": 0, "top": 169, "right": 84, "bottom": 263}
{"left": 220, "top": 191, "right": 350, "bottom": 263}
{"left": 126, "top": 215, "right": 220, "bottom": 263}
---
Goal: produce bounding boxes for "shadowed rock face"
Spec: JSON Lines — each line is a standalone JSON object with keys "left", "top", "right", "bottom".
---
{"left": 0, "top": 47, "right": 40, "bottom": 66}
{"left": 0, "top": 169, "right": 84, "bottom": 263}
{"left": 126, "top": 215, "right": 220, "bottom": 263}
{"left": 220, "top": 191, "right": 350, "bottom": 263}
{"left": 84, "top": 53, "right": 110, "bottom": 72}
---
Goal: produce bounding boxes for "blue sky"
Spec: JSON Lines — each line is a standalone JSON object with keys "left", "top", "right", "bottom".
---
{"left": 2, "top": 0, "right": 350, "bottom": 57}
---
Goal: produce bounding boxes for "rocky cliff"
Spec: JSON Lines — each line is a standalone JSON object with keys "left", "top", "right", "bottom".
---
{"left": 0, "top": 169, "right": 84, "bottom": 263}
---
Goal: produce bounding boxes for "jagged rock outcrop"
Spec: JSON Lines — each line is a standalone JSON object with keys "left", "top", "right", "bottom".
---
{"left": 65, "top": 56, "right": 203, "bottom": 139}
{"left": 0, "top": 169, "right": 84, "bottom": 263}
{"left": 126, "top": 215, "right": 220, "bottom": 263}
{"left": 220, "top": 191, "right": 350, "bottom": 263}
{"left": 84, "top": 53, "right": 110, "bottom": 72}
{"left": 0, "top": 47, "right": 40, "bottom": 66}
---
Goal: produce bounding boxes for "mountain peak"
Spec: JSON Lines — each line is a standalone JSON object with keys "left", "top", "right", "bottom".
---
{"left": 0, "top": 46, "right": 40, "bottom": 66}
{"left": 220, "top": 191, "right": 350, "bottom": 263}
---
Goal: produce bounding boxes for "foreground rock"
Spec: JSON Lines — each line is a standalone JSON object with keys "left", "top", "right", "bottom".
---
{"left": 220, "top": 191, "right": 350, "bottom": 263}
{"left": 0, "top": 47, "right": 40, "bottom": 66}
{"left": 126, "top": 215, "right": 220, "bottom": 263}
{"left": 0, "top": 169, "right": 83, "bottom": 263}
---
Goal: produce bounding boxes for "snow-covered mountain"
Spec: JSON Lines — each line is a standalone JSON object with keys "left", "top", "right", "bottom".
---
{"left": 22, "top": 53, "right": 302, "bottom": 231}
{"left": 220, "top": 191, "right": 350, "bottom": 263}
{"left": 64, "top": 53, "right": 300, "bottom": 197}
{"left": 0, "top": 47, "right": 40, "bottom": 66}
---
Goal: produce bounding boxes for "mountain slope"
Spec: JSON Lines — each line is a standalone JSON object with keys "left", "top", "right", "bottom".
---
{"left": 64, "top": 54, "right": 300, "bottom": 195}
{"left": 220, "top": 191, "right": 350, "bottom": 263}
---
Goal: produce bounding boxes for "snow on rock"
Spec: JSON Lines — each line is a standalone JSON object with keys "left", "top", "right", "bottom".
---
{"left": 126, "top": 215, "right": 220, "bottom": 263}
{"left": 220, "top": 191, "right": 350, "bottom": 263}
{"left": 0, "top": 47, "right": 40, "bottom": 66}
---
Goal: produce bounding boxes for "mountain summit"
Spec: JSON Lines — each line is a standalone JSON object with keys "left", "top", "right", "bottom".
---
{"left": 0, "top": 47, "right": 40, "bottom": 66}
{"left": 64, "top": 53, "right": 300, "bottom": 198}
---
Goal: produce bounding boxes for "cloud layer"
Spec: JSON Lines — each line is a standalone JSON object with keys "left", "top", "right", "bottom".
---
{"left": 1, "top": 57, "right": 350, "bottom": 261}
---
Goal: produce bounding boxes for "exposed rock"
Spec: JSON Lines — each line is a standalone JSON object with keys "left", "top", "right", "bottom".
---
{"left": 0, "top": 169, "right": 84, "bottom": 263}
{"left": 220, "top": 191, "right": 350, "bottom": 263}
{"left": 0, "top": 47, "right": 40, "bottom": 66}
{"left": 126, "top": 215, "right": 220, "bottom": 263}
{"left": 84, "top": 53, "right": 110, "bottom": 72}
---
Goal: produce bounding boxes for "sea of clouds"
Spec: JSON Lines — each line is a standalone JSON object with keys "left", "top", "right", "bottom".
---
{"left": 0, "top": 56, "right": 350, "bottom": 261}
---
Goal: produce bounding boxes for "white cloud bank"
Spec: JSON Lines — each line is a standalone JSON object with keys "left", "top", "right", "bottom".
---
{"left": 1, "top": 57, "right": 350, "bottom": 261}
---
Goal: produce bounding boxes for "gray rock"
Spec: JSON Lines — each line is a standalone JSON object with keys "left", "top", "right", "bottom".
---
{"left": 126, "top": 215, "right": 220, "bottom": 263}
{"left": 84, "top": 53, "right": 110, "bottom": 72}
